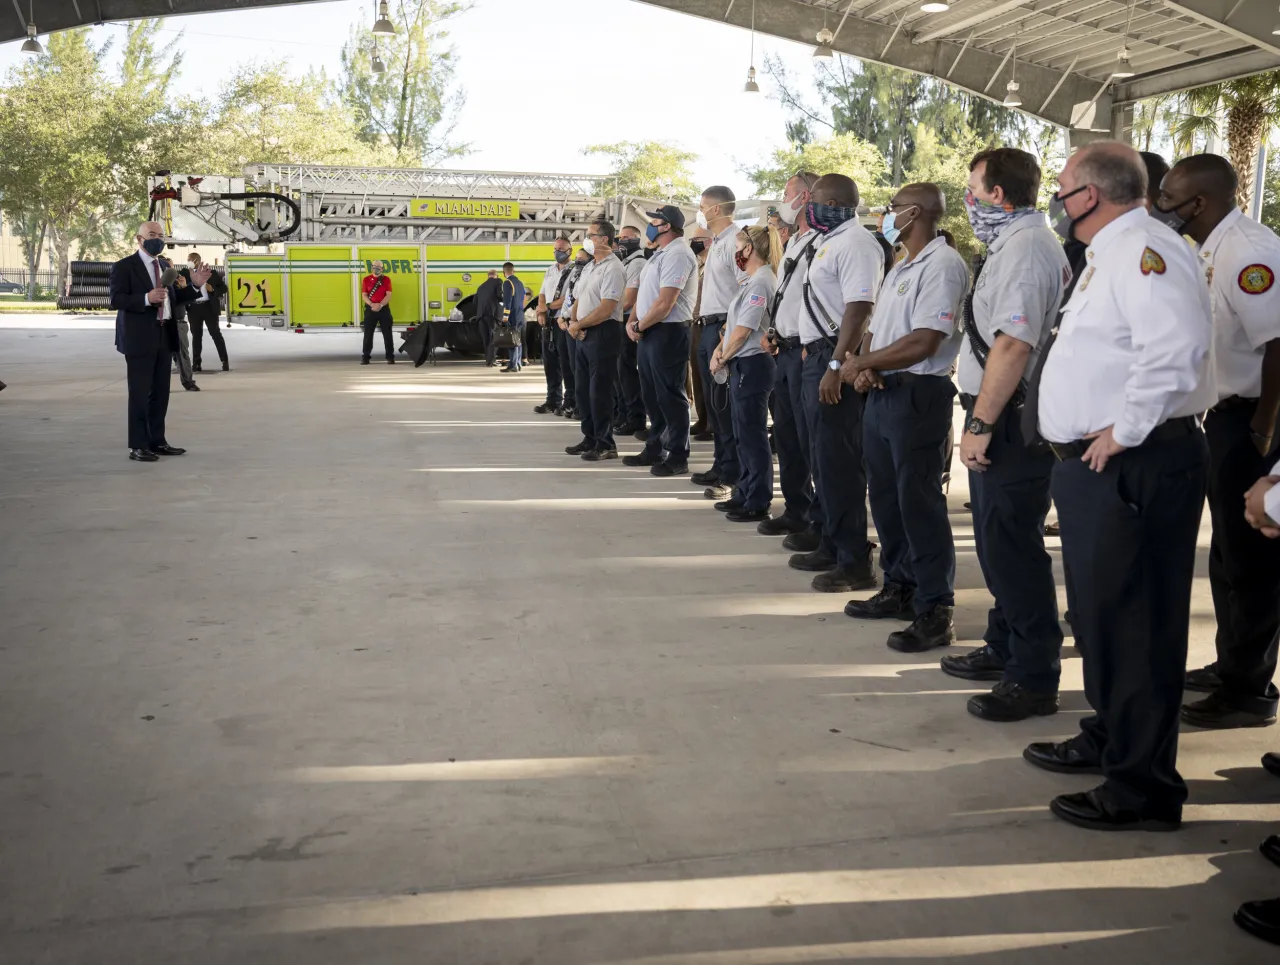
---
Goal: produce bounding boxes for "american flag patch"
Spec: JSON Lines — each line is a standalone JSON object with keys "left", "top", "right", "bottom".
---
{"left": 938, "top": 311, "right": 954, "bottom": 322}
{"left": 749, "top": 293, "right": 767, "bottom": 307}
{"left": 859, "top": 287, "right": 872, "bottom": 296}
{"left": 1010, "top": 313, "right": 1028, "bottom": 325}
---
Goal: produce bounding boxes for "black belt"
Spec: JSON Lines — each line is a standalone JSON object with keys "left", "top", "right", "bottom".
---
{"left": 803, "top": 339, "right": 831, "bottom": 353}
{"left": 1209, "top": 395, "right": 1257, "bottom": 414}
{"left": 777, "top": 335, "right": 802, "bottom": 350}
{"left": 880, "top": 372, "right": 940, "bottom": 391}
{"left": 696, "top": 313, "right": 728, "bottom": 326}
{"left": 959, "top": 392, "right": 976, "bottom": 410}
{"left": 1048, "top": 415, "right": 1200, "bottom": 461}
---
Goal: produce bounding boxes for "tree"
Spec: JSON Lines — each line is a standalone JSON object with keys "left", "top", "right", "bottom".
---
{"left": 1263, "top": 146, "right": 1280, "bottom": 235}
{"left": 582, "top": 141, "right": 700, "bottom": 201}
{"left": 903, "top": 125, "right": 983, "bottom": 261}
{"left": 1171, "top": 72, "right": 1280, "bottom": 209}
{"left": 744, "top": 133, "right": 888, "bottom": 197}
{"left": 339, "top": 0, "right": 470, "bottom": 166}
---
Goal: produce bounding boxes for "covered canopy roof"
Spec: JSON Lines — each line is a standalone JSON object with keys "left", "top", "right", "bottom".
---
{"left": 6, "top": 0, "right": 1280, "bottom": 130}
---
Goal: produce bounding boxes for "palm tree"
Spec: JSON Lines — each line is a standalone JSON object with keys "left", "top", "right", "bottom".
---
{"left": 1171, "top": 71, "right": 1280, "bottom": 210}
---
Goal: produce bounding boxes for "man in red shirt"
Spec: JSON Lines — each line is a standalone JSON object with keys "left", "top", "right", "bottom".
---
{"left": 361, "top": 260, "right": 395, "bottom": 365}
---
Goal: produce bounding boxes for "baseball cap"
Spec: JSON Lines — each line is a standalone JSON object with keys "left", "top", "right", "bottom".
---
{"left": 644, "top": 204, "right": 685, "bottom": 231}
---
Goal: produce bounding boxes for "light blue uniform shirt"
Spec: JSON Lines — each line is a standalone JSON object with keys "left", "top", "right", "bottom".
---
{"left": 726, "top": 265, "right": 777, "bottom": 360}
{"left": 637, "top": 237, "right": 699, "bottom": 324}
{"left": 868, "top": 234, "right": 969, "bottom": 377}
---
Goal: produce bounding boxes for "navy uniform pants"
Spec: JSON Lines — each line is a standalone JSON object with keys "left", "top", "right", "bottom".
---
{"left": 968, "top": 403, "right": 1062, "bottom": 694}
{"left": 555, "top": 320, "right": 577, "bottom": 405}
{"left": 125, "top": 345, "right": 173, "bottom": 450}
{"left": 1205, "top": 402, "right": 1280, "bottom": 708}
{"left": 362, "top": 306, "right": 394, "bottom": 361}
{"left": 575, "top": 320, "right": 622, "bottom": 452}
{"left": 541, "top": 323, "right": 564, "bottom": 408}
{"left": 773, "top": 342, "right": 815, "bottom": 526}
{"left": 638, "top": 322, "right": 691, "bottom": 464}
{"left": 801, "top": 340, "right": 871, "bottom": 569}
{"left": 729, "top": 353, "right": 776, "bottom": 511}
{"left": 614, "top": 317, "right": 645, "bottom": 426}
{"left": 1052, "top": 428, "right": 1208, "bottom": 816}
{"left": 699, "top": 320, "right": 739, "bottom": 484}
{"left": 863, "top": 374, "right": 956, "bottom": 613}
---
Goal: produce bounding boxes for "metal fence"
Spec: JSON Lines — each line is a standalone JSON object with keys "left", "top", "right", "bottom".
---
{"left": 0, "top": 268, "right": 63, "bottom": 295}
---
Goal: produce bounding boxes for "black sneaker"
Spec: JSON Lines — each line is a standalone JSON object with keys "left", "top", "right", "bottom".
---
{"left": 704, "top": 484, "right": 734, "bottom": 500}
{"left": 360, "top": 358, "right": 371, "bottom": 365}
{"left": 844, "top": 582, "right": 913, "bottom": 619}
{"left": 534, "top": 403, "right": 557, "bottom": 414}
{"left": 1184, "top": 663, "right": 1221, "bottom": 693}
{"left": 940, "top": 645, "right": 1007, "bottom": 681}
{"left": 812, "top": 562, "right": 877, "bottom": 593}
{"left": 967, "top": 681, "right": 1059, "bottom": 721}
{"left": 727, "top": 508, "right": 770, "bottom": 523}
{"left": 789, "top": 549, "right": 836, "bottom": 572}
{"left": 783, "top": 530, "right": 821, "bottom": 553}
{"left": 623, "top": 450, "right": 660, "bottom": 467}
{"left": 693, "top": 431, "right": 714, "bottom": 442}
{"left": 565, "top": 440, "right": 592, "bottom": 455}
{"left": 714, "top": 499, "right": 744, "bottom": 513}
{"left": 563, "top": 408, "right": 579, "bottom": 420}
{"left": 651, "top": 461, "right": 687, "bottom": 477}
{"left": 757, "top": 514, "right": 806, "bottom": 536}
{"left": 887, "top": 606, "right": 956, "bottom": 653}
{"left": 582, "top": 448, "right": 618, "bottom": 461}
{"left": 691, "top": 470, "right": 721, "bottom": 486}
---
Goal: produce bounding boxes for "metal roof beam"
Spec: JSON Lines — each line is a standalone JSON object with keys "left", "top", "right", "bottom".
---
{"left": 1112, "top": 45, "right": 1280, "bottom": 102}
{"left": 915, "top": 0, "right": 1033, "bottom": 44}
{"left": 1160, "top": 0, "right": 1280, "bottom": 58}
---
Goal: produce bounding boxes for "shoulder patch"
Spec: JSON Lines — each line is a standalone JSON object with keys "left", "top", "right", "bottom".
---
{"left": 1140, "top": 247, "right": 1166, "bottom": 276}
{"left": 1239, "top": 263, "right": 1275, "bottom": 295}
{"left": 748, "top": 293, "right": 767, "bottom": 307}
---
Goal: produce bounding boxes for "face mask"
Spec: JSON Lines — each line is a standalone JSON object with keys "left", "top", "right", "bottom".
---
{"left": 964, "top": 191, "right": 1029, "bottom": 246}
{"left": 642, "top": 246, "right": 656, "bottom": 260}
{"left": 734, "top": 248, "right": 750, "bottom": 272}
{"left": 781, "top": 194, "right": 806, "bottom": 225}
{"left": 582, "top": 237, "right": 596, "bottom": 256}
{"left": 695, "top": 209, "right": 709, "bottom": 230}
{"left": 690, "top": 239, "right": 706, "bottom": 256}
{"left": 1049, "top": 185, "right": 1095, "bottom": 242}
{"left": 881, "top": 207, "right": 916, "bottom": 247}
{"left": 575, "top": 256, "right": 589, "bottom": 267}
{"left": 141, "top": 237, "right": 165, "bottom": 256}
{"left": 1152, "top": 197, "right": 1195, "bottom": 234}
{"left": 807, "top": 202, "right": 856, "bottom": 234}
{"left": 618, "top": 238, "right": 640, "bottom": 256}
{"left": 554, "top": 249, "right": 569, "bottom": 264}
{"left": 645, "top": 223, "right": 667, "bottom": 243}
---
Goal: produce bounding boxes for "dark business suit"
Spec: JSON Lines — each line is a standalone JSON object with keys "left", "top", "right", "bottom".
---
{"left": 110, "top": 251, "right": 199, "bottom": 451}
{"left": 188, "top": 268, "right": 229, "bottom": 370}
{"left": 474, "top": 277, "right": 504, "bottom": 366}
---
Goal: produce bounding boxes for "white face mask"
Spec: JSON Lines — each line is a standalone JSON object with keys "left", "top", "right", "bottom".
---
{"left": 695, "top": 209, "right": 709, "bottom": 230}
{"left": 782, "top": 194, "right": 806, "bottom": 225}
{"left": 582, "top": 237, "right": 596, "bottom": 256}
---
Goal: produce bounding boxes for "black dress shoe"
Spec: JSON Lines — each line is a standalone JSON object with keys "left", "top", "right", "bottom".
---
{"left": 566, "top": 440, "right": 592, "bottom": 455}
{"left": 693, "top": 431, "right": 714, "bottom": 442}
{"left": 691, "top": 470, "right": 721, "bottom": 486}
{"left": 968, "top": 681, "right": 1059, "bottom": 721}
{"left": 1023, "top": 740, "right": 1103, "bottom": 775}
{"left": 1262, "top": 836, "right": 1280, "bottom": 869}
{"left": 1235, "top": 898, "right": 1280, "bottom": 946}
{"left": 128, "top": 448, "right": 159, "bottom": 462}
{"left": 192, "top": 363, "right": 202, "bottom": 372}
{"left": 714, "top": 499, "right": 744, "bottom": 513}
{"left": 756, "top": 514, "right": 806, "bottom": 536}
{"left": 940, "top": 645, "right": 1007, "bottom": 681}
{"left": 1181, "top": 691, "right": 1277, "bottom": 729}
{"left": 152, "top": 444, "right": 186, "bottom": 456}
{"left": 1049, "top": 789, "right": 1180, "bottom": 832}
{"left": 633, "top": 429, "right": 648, "bottom": 441}
{"left": 221, "top": 362, "right": 230, "bottom": 372}
{"left": 1263, "top": 753, "right": 1280, "bottom": 778}
{"left": 183, "top": 382, "right": 200, "bottom": 391}
{"left": 534, "top": 403, "right": 556, "bottom": 414}
{"left": 704, "top": 484, "right": 734, "bottom": 500}
{"left": 1044, "top": 520, "right": 1060, "bottom": 536}
{"left": 844, "top": 582, "right": 913, "bottom": 620}
{"left": 888, "top": 605, "right": 955, "bottom": 652}
{"left": 582, "top": 448, "right": 618, "bottom": 462}
{"left": 727, "top": 508, "right": 770, "bottom": 523}
{"left": 812, "top": 562, "right": 877, "bottom": 593}
{"left": 651, "top": 461, "right": 687, "bottom": 477}
{"left": 789, "top": 549, "right": 837, "bottom": 572}
{"left": 360, "top": 358, "right": 371, "bottom": 365}
{"left": 623, "top": 450, "right": 660, "bottom": 467}
{"left": 563, "top": 408, "right": 580, "bottom": 420}
{"left": 387, "top": 358, "right": 395, "bottom": 364}
{"left": 1184, "top": 663, "right": 1222, "bottom": 693}
{"left": 783, "top": 530, "right": 821, "bottom": 553}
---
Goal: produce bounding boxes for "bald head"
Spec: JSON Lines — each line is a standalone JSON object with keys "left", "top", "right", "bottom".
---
{"left": 1156, "top": 153, "right": 1239, "bottom": 244}
{"left": 894, "top": 182, "right": 945, "bottom": 217}
{"left": 812, "top": 174, "right": 859, "bottom": 210}
{"left": 1166, "top": 153, "right": 1237, "bottom": 203}
{"left": 1073, "top": 141, "right": 1147, "bottom": 205}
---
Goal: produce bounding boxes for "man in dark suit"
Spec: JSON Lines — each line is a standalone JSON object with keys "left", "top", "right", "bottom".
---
{"left": 109, "top": 222, "right": 209, "bottom": 462}
{"left": 474, "top": 268, "right": 504, "bottom": 367}
{"left": 185, "top": 252, "right": 229, "bottom": 372}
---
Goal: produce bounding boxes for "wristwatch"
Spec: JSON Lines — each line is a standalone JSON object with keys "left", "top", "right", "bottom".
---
{"left": 966, "top": 416, "right": 993, "bottom": 435}
{"left": 827, "top": 359, "right": 841, "bottom": 372}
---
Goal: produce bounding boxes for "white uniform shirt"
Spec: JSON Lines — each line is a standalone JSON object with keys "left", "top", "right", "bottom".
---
{"left": 726, "top": 265, "right": 777, "bottom": 360}
{"left": 957, "top": 214, "right": 1070, "bottom": 396}
{"left": 868, "top": 235, "right": 969, "bottom": 377}
{"left": 136, "top": 249, "right": 171, "bottom": 320}
{"left": 623, "top": 250, "right": 646, "bottom": 292}
{"left": 573, "top": 255, "right": 627, "bottom": 323}
{"left": 636, "top": 238, "right": 699, "bottom": 324}
{"left": 698, "top": 222, "right": 747, "bottom": 316}
{"left": 1196, "top": 207, "right": 1280, "bottom": 401}
{"left": 1038, "top": 207, "right": 1215, "bottom": 447}
{"left": 773, "top": 228, "right": 818, "bottom": 339}
{"left": 190, "top": 265, "right": 210, "bottom": 303}
{"left": 558, "top": 263, "right": 586, "bottom": 320}
{"left": 540, "top": 261, "right": 570, "bottom": 302}
{"left": 799, "top": 220, "right": 884, "bottom": 344}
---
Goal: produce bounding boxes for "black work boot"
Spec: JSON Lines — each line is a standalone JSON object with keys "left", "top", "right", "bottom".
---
{"left": 812, "top": 559, "right": 877, "bottom": 593}
{"left": 887, "top": 605, "right": 956, "bottom": 653}
{"left": 967, "top": 681, "right": 1060, "bottom": 721}
{"left": 788, "top": 548, "right": 836, "bottom": 572}
{"left": 940, "top": 645, "right": 1006, "bottom": 681}
{"left": 783, "top": 530, "right": 821, "bottom": 553}
{"left": 844, "top": 581, "right": 913, "bottom": 619}
{"left": 757, "top": 514, "right": 806, "bottom": 536}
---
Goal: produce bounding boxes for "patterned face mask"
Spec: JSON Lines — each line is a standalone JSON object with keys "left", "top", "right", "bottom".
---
{"left": 964, "top": 190, "right": 1035, "bottom": 246}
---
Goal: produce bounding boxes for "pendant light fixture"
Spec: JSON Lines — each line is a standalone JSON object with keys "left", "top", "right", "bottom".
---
{"left": 1003, "top": 37, "right": 1021, "bottom": 108}
{"left": 372, "top": 44, "right": 386, "bottom": 73}
{"left": 1113, "top": 0, "right": 1138, "bottom": 77}
{"left": 920, "top": 2, "right": 950, "bottom": 12}
{"left": 744, "top": 0, "right": 760, "bottom": 93}
{"left": 372, "top": 0, "right": 396, "bottom": 37}
{"left": 813, "top": 7, "right": 833, "bottom": 59}
{"left": 20, "top": 3, "right": 42, "bottom": 55}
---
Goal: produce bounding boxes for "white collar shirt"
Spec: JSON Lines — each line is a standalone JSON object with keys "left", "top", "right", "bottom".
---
{"left": 772, "top": 227, "right": 817, "bottom": 339}
{"left": 1038, "top": 207, "right": 1216, "bottom": 447}
{"left": 698, "top": 221, "right": 746, "bottom": 316}
{"left": 137, "top": 249, "right": 171, "bottom": 321}
{"left": 868, "top": 234, "right": 969, "bottom": 377}
{"left": 799, "top": 219, "right": 884, "bottom": 344}
{"left": 540, "top": 261, "right": 569, "bottom": 300}
{"left": 573, "top": 255, "right": 627, "bottom": 323}
{"left": 636, "top": 238, "right": 698, "bottom": 324}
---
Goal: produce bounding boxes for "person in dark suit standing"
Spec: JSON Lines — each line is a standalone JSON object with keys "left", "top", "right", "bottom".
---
{"left": 500, "top": 261, "right": 527, "bottom": 372}
{"left": 109, "top": 222, "right": 209, "bottom": 462}
{"left": 474, "top": 268, "right": 504, "bottom": 367}
{"left": 186, "top": 252, "right": 229, "bottom": 372}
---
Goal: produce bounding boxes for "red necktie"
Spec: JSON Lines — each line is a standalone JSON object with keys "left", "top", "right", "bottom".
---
{"left": 152, "top": 258, "right": 164, "bottom": 321}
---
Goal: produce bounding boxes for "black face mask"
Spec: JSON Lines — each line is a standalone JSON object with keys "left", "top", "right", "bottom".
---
{"left": 1152, "top": 197, "right": 1197, "bottom": 234}
{"left": 690, "top": 240, "right": 706, "bottom": 256}
{"left": 1048, "top": 185, "right": 1096, "bottom": 242}
{"left": 642, "top": 246, "right": 657, "bottom": 260}
{"left": 618, "top": 237, "right": 641, "bottom": 256}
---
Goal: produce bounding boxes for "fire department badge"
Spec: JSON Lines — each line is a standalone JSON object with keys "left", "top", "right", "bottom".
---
{"left": 1140, "top": 247, "right": 1166, "bottom": 276}
{"left": 1238, "top": 264, "right": 1275, "bottom": 295}
{"left": 897, "top": 280, "right": 909, "bottom": 295}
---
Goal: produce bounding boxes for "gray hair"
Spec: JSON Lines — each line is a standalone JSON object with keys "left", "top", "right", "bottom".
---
{"left": 788, "top": 170, "right": 820, "bottom": 192}
{"left": 1075, "top": 141, "right": 1147, "bottom": 205}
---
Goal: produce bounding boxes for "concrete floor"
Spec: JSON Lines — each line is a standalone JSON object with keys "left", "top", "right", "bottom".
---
{"left": 1, "top": 318, "right": 1278, "bottom": 965}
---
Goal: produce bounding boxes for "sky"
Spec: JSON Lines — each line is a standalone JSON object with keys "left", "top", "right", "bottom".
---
{"left": 0, "top": 0, "right": 828, "bottom": 198}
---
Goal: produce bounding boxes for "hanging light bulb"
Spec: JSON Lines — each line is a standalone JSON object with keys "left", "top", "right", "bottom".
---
{"left": 744, "top": 66, "right": 760, "bottom": 93}
{"left": 813, "top": 27, "right": 834, "bottom": 60}
{"left": 20, "top": 4, "right": 42, "bottom": 55}
{"left": 920, "top": 2, "right": 951, "bottom": 12}
{"left": 371, "top": 44, "right": 386, "bottom": 74}
{"left": 1003, "top": 80, "right": 1022, "bottom": 108}
{"left": 372, "top": 0, "right": 396, "bottom": 36}
{"left": 1113, "top": 46, "right": 1136, "bottom": 78}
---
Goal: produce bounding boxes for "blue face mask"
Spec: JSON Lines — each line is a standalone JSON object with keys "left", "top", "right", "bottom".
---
{"left": 880, "top": 206, "right": 916, "bottom": 247}
{"left": 554, "top": 249, "right": 569, "bottom": 263}
{"left": 645, "top": 223, "right": 667, "bottom": 243}
{"left": 806, "top": 202, "right": 856, "bottom": 234}
{"left": 141, "top": 237, "right": 165, "bottom": 256}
